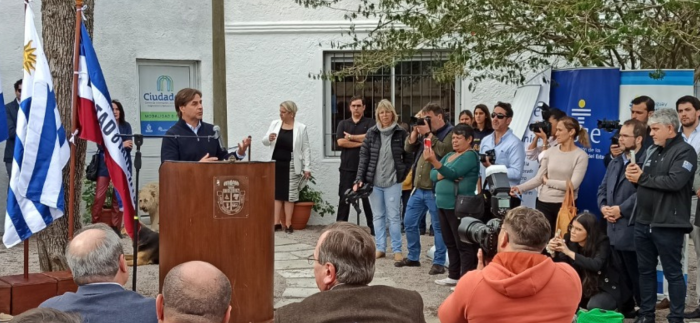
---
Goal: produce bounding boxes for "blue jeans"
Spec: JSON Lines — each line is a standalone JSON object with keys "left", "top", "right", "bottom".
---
{"left": 369, "top": 183, "right": 402, "bottom": 253}
{"left": 635, "top": 223, "right": 685, "bottom": 322}
{"left": 404, "top": 188, "right": 446, "bottom": 265}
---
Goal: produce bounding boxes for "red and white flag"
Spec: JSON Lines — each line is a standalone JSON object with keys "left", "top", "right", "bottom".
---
{"left": 77, "top": 22, "right": 137, "bottom": 238}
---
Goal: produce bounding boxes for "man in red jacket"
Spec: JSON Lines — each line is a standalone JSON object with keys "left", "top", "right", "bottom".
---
{"left": 438, "top": 207, "right": 582, "bottom": 323}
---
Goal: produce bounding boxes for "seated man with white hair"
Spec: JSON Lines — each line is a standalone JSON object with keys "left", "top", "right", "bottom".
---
{"left": 40, "top": 223, "right": 157, "bottom": 323}
{"left": 275, "top": 222, "right": 426, "bottom": 323}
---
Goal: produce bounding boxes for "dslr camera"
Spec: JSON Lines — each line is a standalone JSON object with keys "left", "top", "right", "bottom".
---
{"left": 597, "top": 119, "right": 621, "bottom": 145}
{"left": 528, "top": 102, "right": 553, "bottom": 136}
{"left": 479, "top": 149, "right": 496, "bottom": 164}
{"left": 343, "top": 184, "right": 374, "bottom": 215}
{"left": 458, "top": 165, "right": 512, "bottom": 261}
{"left": 410, "top": 115, "right": 431, "bottom": 127}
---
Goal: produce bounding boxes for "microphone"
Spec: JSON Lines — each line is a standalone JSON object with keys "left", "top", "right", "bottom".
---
{"left": 213, "top": 125, "right": 226, "bottom": 151}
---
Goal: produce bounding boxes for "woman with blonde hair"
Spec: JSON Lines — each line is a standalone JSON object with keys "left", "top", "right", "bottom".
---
{"left": 511, "top": 116, "right": 590, "bottom": 237}
{"left": 354, "top": 100, "right": 412, "bottom": 260}
{"left": 263, "top": 100, "right": 311, "bottom": 234}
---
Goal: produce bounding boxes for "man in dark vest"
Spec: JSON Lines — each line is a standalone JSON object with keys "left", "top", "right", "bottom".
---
{"left": 4, "top": 79, "right": 21, "bottom": 177}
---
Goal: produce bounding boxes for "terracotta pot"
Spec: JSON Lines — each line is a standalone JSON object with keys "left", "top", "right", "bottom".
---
{"left": 291, "top": 202, "right": 314, "bottom": 230}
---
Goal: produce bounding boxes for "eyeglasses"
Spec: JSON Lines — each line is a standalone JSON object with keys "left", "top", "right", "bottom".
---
{"left": 307, "top": 255, "right": 317, "bottom": 265}
{"left": 491, "top": 113, "right": 507, "bottom": 119}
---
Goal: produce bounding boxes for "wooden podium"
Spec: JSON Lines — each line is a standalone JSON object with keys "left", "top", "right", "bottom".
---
{"left": 159, "top": 161, "right": 275, "bottom": 323}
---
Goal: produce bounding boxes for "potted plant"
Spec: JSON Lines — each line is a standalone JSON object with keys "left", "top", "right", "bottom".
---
{"left": 291, "top": 176, "right": 335, "bottom": 230}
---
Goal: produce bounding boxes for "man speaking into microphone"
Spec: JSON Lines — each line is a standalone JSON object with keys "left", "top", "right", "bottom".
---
{"left": 160, "top": 88, "right": 251, "bottom": 163}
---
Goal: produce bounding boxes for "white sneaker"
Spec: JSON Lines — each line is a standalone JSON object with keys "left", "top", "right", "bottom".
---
{"left": 434, "top": 277, "right": 458, "bottom": 286}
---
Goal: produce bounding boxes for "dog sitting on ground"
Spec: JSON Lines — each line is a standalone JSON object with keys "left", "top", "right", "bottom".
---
{"left": 139, "top": 182, "right": 159, "bottom": 232}
{"left": 124, "top": 224, "right": 159, "bottom": 266}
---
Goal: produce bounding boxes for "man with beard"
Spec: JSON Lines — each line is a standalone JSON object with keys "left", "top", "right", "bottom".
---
{"left": 605, "top": 96, "right": 655, "bottom": 168}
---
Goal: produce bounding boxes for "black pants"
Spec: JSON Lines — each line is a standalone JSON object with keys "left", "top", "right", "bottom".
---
{"left": 337, "top": 170, "right": 374, "bottom": 233}
{"left": 438, "top": 208, "right": 478, "bottom": 280}
{"left": 535, "top": 199, "right": 562, "bottom": 238}
{"left": 635, "top": 223, "right": 685, "bottom": 321}
{"left": 584, "top": 291, "right": 617, "bottom": 311}
{"left": 614, "top": 248, "right": 641, "bottom": 307}
{"left": 402, "top": 190, "right": 426, "bottom": 231}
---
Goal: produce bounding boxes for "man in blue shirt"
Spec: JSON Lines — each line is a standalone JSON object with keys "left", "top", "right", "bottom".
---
{"left": 479, "top": 102, "right": 525, "bottom": 207}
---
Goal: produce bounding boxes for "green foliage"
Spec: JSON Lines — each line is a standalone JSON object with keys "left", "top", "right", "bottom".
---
{"left": 298, "top": 176, "right": 336, "bottom": 217}
{"left": 295, "top": 0, "right": 700, "bottom": 85}
{"left": 81, "top": 178, "right": 113, "bottom": 224}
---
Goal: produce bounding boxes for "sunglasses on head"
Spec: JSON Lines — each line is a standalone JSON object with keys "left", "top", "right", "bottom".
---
{"left": 491, "top": 113, "right": 507, "bottom": 119}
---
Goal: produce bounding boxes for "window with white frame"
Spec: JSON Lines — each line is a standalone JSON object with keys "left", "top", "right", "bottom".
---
{"left": 323, "top": 52, "right": 460, "bottom": 157}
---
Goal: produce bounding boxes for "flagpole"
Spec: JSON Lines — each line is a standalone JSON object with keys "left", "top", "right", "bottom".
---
{"left": 23, "top": 0, "right": 28, "bottom": 280}
{"left": 68, "top": 0, "right": 83, "bottom": 241}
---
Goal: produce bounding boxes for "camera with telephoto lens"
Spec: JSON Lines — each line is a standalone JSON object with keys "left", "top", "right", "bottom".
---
{"left": 410, "top": 115, "right": 431, "bottom": 127}
{"left": 479, "top": 149, "right": 496, "bottom": 164}
{"left": 597, "top": 119, "right": 621, "bottom": 145}
{"left": 458, "top": 165, "right": 512, "bottom": 261}
{"left": 528, "top": 102, "right": 553, "bottom": 136}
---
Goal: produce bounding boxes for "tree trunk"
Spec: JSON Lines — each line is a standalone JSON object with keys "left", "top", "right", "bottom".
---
{"left": 35, "top": 0, "right": 95, "bottom": 272}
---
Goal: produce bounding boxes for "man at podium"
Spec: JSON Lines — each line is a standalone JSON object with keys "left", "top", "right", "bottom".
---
{"left": 161, "top": 88, "right": 251, "bottom": 163}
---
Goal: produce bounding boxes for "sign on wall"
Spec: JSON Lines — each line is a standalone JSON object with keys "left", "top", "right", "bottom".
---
{"left": 137, "top": 61, "right": 198, "bottom": 135}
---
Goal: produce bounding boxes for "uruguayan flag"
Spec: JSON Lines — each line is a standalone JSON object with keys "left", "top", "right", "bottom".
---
{"left": 3, "top": 5, "right": 70, "bottom": 248}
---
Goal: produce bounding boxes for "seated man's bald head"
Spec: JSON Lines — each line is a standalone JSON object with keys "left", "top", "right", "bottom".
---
{"left": 66, "top": 223, "right": 123, "bottom": 285}
{"left": 160, "top": 261, "right": 232, "bottom": 323}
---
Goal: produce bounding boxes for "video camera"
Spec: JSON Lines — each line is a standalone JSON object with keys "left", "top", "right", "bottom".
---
{"left": 458, "top": 165, "right": 512, "bottom": 261}
{"left": 597, "top": 119, "right": 621, "bottom": 145}
{"left": 529, "top": 102, "right": 553, "bottom": 137}
{"left": 343, "top": 184, "right": 374, "bottom": 215}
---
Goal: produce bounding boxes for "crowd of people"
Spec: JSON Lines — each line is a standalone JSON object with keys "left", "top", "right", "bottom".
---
{"left": 8, "top": 86, "right": 700, "bottom": 323}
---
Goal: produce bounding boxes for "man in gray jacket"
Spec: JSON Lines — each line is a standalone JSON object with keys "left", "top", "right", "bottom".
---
{"left": 40, "top": 223, "right": 157, "bottom": 323}
{"left": 598, "top": 119, "right": 646, "bottom": 316}
{"left": 626, "top": 108, "right": 697, "bottom": 323}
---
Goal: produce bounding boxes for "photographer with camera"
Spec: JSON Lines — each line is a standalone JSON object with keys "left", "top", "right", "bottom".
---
{"left": 597, "top": 118, "right": 647, "bottom": 316}
{"left": 399, "top": 103, "right": 454, "bottom": 274}
{"left": 424, "top": 124, "right": 480, "bottom": 286}
{"left": 604, "top": 96, "right": 655, "bottom": 168}
{"left": 511, "top": 117, "right": 590, "bottom": 237}
{"left": 527, "top": 105, "right": 567, "bottom": 162}
{"left": 626, "top": 108, "right": 697, "bottom": 323}
{"left": 354, "top": 100, "right": 412, "bottom": 261}
{"left": 549, "top": 212, "right": 627, "bottom": 312}
{"left": 479, "top": 103, "right": 525, "bottom": 209}
{"left": 438, "top": 207, "right": 582, "bottom": 323}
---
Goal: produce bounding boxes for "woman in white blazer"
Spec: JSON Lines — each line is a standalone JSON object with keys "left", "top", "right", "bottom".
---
{"left": 262, "top": 101, "right": 311, "bottom": 233}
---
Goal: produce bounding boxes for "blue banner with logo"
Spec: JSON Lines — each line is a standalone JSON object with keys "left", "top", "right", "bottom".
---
{"left": 550, "top": 68, "right": 621, "bottom": 217}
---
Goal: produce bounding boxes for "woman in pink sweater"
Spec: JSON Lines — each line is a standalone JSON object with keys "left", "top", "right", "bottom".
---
{"left": 510, "top": 117, "right": 590, "bottom": 237}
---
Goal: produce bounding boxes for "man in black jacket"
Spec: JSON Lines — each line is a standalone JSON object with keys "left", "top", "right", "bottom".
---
{"left": 160, "top": 88, "right": 250, "bottom": 164}
{"left": 604, "top": 96, "right": 655, "bottom": 168}
{"left": 626, "top": 108, "right": 697, "bottom": 323}
{"left": 4, "top": 79, "right": 21, "bottom": 177}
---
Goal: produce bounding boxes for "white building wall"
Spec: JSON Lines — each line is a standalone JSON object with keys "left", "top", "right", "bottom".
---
{"left": 0, "top": 0, "right": 517, "bottom": 225}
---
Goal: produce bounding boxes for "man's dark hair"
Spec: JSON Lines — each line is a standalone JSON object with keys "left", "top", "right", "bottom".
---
{"left": 495, "top": 101, "right": 513, "bottom": 118}
{"left": 9, "top": 308, "right": 81, "bottom": 323}
{"left": 420, "top": 102, "right": 444, "bottom": 117}
{"left": 631, "top": 95, "right": 655, "bottom": 112}
{"left": 549, "top": 108, "right": 566, "bottom": 121}
{"left": 174, "top": 88, "right": 202, "bottom": 118}
{"left": 162, "top": 262, "right": 232, "bottom": 323}
{"left": 676, "top": 95, "right": 700, "bottom": 111}
{"left": 14, "top": 79, "right": 22, "bottom": 91}
{"left": 623, "top": 118, "right": 646, "bottom": 139}
{"left": 349, "top": 95, "right": 365, "bottom": 106}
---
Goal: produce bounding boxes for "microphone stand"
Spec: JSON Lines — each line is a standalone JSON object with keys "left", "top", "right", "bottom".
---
{"left": 115, "top": 133, "right": 216, "bottom": 291}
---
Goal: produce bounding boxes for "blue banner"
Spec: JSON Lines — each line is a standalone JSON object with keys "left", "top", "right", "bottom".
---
{"left": 550, "top": 68, "right": 621, "bottom": 218}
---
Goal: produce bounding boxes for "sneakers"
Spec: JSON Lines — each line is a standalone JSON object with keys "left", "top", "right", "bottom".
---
{"left": 685, "top": 307, "right": 700, "bottom": 319}
{"left": 434, "top": 277, "right": 458, "bottom": 286}
{"left": 394, "top": 258, "right": 420, "bottom": 267}
{"left": 393, "top": 253, "right": 404, "bottom": 262}
{"left": 428, "top": 264, "right": 446, "bottom": 275}
{"left": 376, "top": 251, "right": 386, "bottom": 259}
